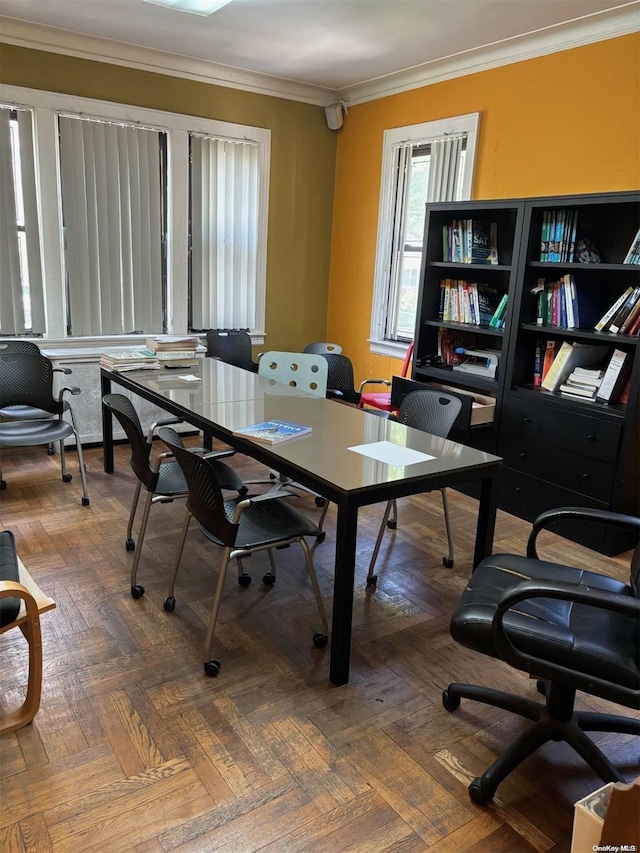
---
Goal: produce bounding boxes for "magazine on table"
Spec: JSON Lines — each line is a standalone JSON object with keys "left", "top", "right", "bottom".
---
{"left": 232, "top": 420, "right": 312, "bottom": 444}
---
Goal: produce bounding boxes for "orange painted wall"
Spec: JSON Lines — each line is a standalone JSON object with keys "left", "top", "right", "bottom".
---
{"left": 328, "top": 34, "right": 640, "bottom": 383}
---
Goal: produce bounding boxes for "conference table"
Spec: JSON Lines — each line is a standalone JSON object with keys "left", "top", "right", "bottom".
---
{"left": 101, "top": 358, "right": 502, "bottom": 686}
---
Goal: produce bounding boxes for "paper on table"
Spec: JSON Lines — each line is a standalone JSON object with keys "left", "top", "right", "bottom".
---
{"left": 348, "top": 440, "right": 435, "bottom": 466}
{"left": 178, "top": 374, "right": 201, "bottom": 382}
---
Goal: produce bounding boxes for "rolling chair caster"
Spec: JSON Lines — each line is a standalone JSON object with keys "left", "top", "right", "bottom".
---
{"left": 131, "top": 585, "right": 145, "bottom": 599}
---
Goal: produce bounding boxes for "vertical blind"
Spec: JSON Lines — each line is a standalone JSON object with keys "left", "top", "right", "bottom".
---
{"left": 426, "top": 135, "right": 465, "bottom": 202}
{"left": 58, "top": 116, "right": 165, "bottom": 336}
{"left": 0, "top": 107, "right": 45, "bottom": 335}
{"left": 190, "top": 136, "right": 259, "bottom": 331}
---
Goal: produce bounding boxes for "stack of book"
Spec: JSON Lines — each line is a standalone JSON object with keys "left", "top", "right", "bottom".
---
{"left": 442, "top": 220, "right": 498, "bottom": 264}
{"left": 594, "top": 286, "right": 640, "bottom": 335}
{"left": 540, "top": 342, "right": 609, "bottom": 393}
{"left": 144, "top": 336, "right": 201, "bottom": 367}
{"left": 623, "top": 227, "right": 640, "bottom": 264}
{"left": 558, "top": 366, "right": 603, "bottom": 400}
{"left": 99, "top": 350, "right": 160, "bottom": 372}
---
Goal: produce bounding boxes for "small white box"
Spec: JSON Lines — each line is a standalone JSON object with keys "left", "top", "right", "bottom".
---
{"left": 571, "top": 782, "right": 613, "bottom": 853}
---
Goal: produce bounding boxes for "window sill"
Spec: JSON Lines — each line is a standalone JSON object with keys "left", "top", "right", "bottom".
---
{"left": 369, "top": 339, "right": 411, "bottom": 360}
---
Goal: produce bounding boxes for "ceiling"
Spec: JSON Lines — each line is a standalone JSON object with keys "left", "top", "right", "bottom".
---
{"left": 0, "top": 0, "right": 637, "bottom": 102}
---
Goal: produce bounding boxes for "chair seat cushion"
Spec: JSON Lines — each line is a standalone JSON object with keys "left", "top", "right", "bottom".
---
{"left": 450, "top": 554, "right": 639, "bottom": 693}
{"left": 0, "top": 419, "right": 73, "bottom": 447}
{"left": 360, "top": 392, "right": 393, "bottom": 411}
{"left": 0, "top": 402, "right": 69, "bottom": 419}
{"left": 0, "top": 531, "right": 21, "bottom": 627}
{"left": 199, "top": 495, "right": 320, "bottom": 549}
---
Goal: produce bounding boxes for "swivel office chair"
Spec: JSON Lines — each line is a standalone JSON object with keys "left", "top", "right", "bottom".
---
{"left": 158, "top": 427, "right": 329, "bottom": 676}
{"left": 444, "top": 507, "right": 639, "bottom": 805}
{"left": 322, "top": 353, "right": 390, "bottom": 407}
{"left": 358, "top": 343, "right": 414, "bottom": 414}
{"left": 303, "top": 342, "right": 342, "bottom": 355}
{"left": 103, "top": 393, "right": 245, "bottom": 599}
{"left": 365, "top": 389, "right": 462, "bottom": 587}
{"left": 205, "top": 329, "right": 259, "bottom": 373}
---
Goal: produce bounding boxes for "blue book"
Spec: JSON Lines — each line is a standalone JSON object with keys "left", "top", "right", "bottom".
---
{"left": 232, "top": 420, "right": 312, "bottom": 444}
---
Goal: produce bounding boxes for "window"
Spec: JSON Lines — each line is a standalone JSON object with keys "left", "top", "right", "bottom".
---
{"left": 370, "top": 113, "right": 480, "bottom": 357}
{"left": 0, "top": 85, "right": 270, "bottom": 343}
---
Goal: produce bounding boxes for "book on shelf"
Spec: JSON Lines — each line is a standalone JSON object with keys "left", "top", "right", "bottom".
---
{"left": 533, "top": 339, "right": 543, "bottom": 386}
{"left": 557, "top": 367, "right": 603, "bottom": 400}
{"left": 618, "top": 375, "right": 631, "bottom": 405}
{"left": 558, "top": 383, "right": 598, "bottom": 400}
{"left": 619, "top": 293, "right": 640, "bottom": 334}
{"left": 232, "top": 420, "right": 312, "bottom": 444}
{"left": 596, "top": 349, "right": 632, "bottom": 403}
{"left": 540, "top": 209, "right": 591, "bottom": 262}
{"left": 540, "top": 342, "right": 609, "bottom": 393}
{"left": 594, "top": 286, "right": 635, "bottom": 332}
{"left": 464, "top": 221, "right": 498, "bottom": 265}
{"left": 609, "top": 287, "right": 640, "bottom": 335}
{"left": 488, "top": 293, "right": 508, "bottom": 328}
{"left": 452, "top": 347, "right": 501, "bottom": 378}
{"left": 623, "top": 227, "right": 640, "bottom": 264}
{"left": 541, "top": 339, "right": 559, "bottom": 382}
{"left": 533, "top": 275, "right": 603, "bottom": 330}
{"left": 437, "top": 328, "right": 478, "bottom": 366}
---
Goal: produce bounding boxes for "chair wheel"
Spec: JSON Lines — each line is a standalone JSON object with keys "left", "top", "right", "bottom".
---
{"left": 81, "top": 497, "right": 90, "bottom": 507}
{"left": 386, "top": 519, "right": 397, "bottom": 530}
{"left": 0, "top": 480, "right": 6, "bottom": 489}
{"left": 442, "top": 688, "right": 461, "bottom": 712}
{"left": 238, "top": 574, "right": 252, "bottom": 587}
{"left": 163, "top": 596, "right": 176, "bottom": 611}
{"left": 366, "top": 575, "right": 377, "bottom": 588}
{"left": 442, "top": 557, "right": 454, "bottom": 568}
{"left": 315, "top": 531, "right": 326, "bottom": 544}
{"left": 126, "top": 539, "right": 135, "bottom": 551}
{"left": 269, "top": 472, "right": 277, "bottom": 480}
{"left": 47, "top": 446, "right": 55, "bottom": 455}
{"left": 63, "top": 474, "right": 72, "bottom": 483}
{"left": 239, "top": 486, "right": 249, "bottom": 497}
{"left": 313, "top": 633, "right": 328, "bottom": 649}
{"left": 262, "top": 573, "right": 275, "bottom": 586}
{"left": 468, "top": 777, "right": 494, "bottom": 805}
{"left": 131, "top": 585, "right": 145, "bottom": 599}
{"left": 314, "top": 496, "right": 326, "bottom": 507}
{"left": 204, "top": 659, "right": 221, "bottom": 676}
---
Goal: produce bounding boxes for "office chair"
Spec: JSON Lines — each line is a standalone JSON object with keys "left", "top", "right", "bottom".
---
{"left": 205, "top": 329, "right": 259, "bottom": 373}
{"left": 0, "top": 353, "right": 90, "bottom": 506}
{"left": 303, "top": 342, "right": 342, "bottom": 355}
{"left": 366, "top": 389, "right": 462, "bottom": 587}
{"left": 322, "top": 353, "right": 390, "bottom": 407}
{"left": 0, "top": 340, "right": 74, "bottom": 454}
{"left": 258, "top": 351, "right": 328, "bottom": 396}
{"left": 0, "top": 530, "right": 56, "bottom": 735}
{"left": 157, "top": 427, "right": 329, "bottom": 675}
{"left": 443, "top": 507, "right": 640, "bottom": 805}
{"left": 358, "top": 342, "right": 414, "bottom": 414}
{"left": 102, "top": 394, "right": 245, "bottom": 599}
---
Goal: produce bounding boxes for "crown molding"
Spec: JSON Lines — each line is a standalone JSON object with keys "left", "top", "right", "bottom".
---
{"left": 1, "top": 4, "right": 637, "bottom": 109}
{"left": 0, "top": 17, "right": 337, "bottom": 106}
{"left": 339, "top": 3, "right": 640, "bottom": 105}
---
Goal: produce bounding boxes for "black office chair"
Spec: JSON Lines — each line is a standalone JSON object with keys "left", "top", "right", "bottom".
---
{"left": 303, "top": 342, "right": 342, "bottom": 355}
{"left": 366, "top": 389, "right": 462, "bottom": 587}
{"left": 102, "top": 394, "right": 245, "bottom": 599}
{"left": 443, "top": 507, "right": 640, "bottom": 805}
{"left": 157, "top": 426, "right": 329, "bottom": 676}
{"left": 205, "top": 329, "right": 259, "bottom": 373}
{"left": 0, "top": 353, "right": 89, "bottom": 505}
{"left": 322, "top": 353, "right": 390, "bottom": 407}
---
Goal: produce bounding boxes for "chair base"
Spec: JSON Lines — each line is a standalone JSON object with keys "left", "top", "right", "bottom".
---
{"left": 443, "top": 680, "right": 639, "bottom": 804}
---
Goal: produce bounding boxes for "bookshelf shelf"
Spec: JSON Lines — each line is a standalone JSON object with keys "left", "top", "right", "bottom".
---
{"left": 412, "top": 191, "right": 639, "bottom": 556}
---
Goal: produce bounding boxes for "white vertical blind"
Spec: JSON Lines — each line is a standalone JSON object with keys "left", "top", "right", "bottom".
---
{"left": 58, "top": 116, "right": 164, "bottom": 336}
{"left": 190, "top": 136, "right": 259, "bottom": 330}
{"left": 426, "top": 135, "right": 464, "bottom": 202}
{"left": 0, "top": 107, "right": 44, "bottom": 334}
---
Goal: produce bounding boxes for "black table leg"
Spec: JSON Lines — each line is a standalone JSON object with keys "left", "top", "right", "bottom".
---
{"left": 473, "top": 472, "right": 497, "bottom": 569}
{"left": 101, "top": 372, "right": 114, "bottom": 473}
{"left": 330, "top": 501, "right": 358, "bottom": 686}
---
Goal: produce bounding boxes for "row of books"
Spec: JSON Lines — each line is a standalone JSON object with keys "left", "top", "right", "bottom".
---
{"left": 438, "top": 280, "right": 507, "bottom": 327}
{"left": 623, "top": 227, "right": 640, "bottom": 264}
{"left": 442, "top": 220, "right": 498, "bottom": 265}
{"left": 595, "top": 286, "right": 640, "bottom": 335}
{"left": 534, "top": 339, "right": 631, "bottom": 404}
{"left": 539, "top": 209, "right": 582, "bottom": 262}
{"left": 532, "top": 275, "right": 582, "bottom": 328}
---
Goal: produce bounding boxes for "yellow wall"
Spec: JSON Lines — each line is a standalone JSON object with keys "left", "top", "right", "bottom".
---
{"left": 0, "top": 44, "right": 337, "bottom": 354}
{"left": 328, "top": 34, "right": 640, "bottom": 382}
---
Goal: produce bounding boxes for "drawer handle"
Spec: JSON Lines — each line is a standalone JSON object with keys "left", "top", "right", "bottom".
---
{"left": 582, "top": 473, "right": 590, "bottom": 480}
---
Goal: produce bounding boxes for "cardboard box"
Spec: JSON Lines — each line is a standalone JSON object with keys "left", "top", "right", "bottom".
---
{"left": 571, "top": 782, "right": 613, "bottom": 853}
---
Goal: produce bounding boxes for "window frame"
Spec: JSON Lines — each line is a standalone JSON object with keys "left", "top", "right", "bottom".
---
{"left": 369, "top": 112, "right": 480, "bottom": 359}
{"left": 0, "top": 84, "right": 270, "bottom": 346}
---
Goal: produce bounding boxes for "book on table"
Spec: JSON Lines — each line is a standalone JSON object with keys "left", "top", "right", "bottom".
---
{"left": 145, "top": 336, "right": 200, "bottom": 352}
{"left": 99, "top": 350, "right": 160, "bottom": 371}
{"left": 232, "top": 420, "right": 312, "bottom": 444}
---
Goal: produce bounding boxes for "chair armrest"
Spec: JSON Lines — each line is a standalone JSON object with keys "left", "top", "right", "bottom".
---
{"left": 147, "top": 416, "right": 182, "bottom": 443}
{"left": 357, "top": 378, "right": 391, "bottom": 393}
{"left": 229, "top": 489, "right": 298, "bottom": 523}
{"left": 527, "top": 507, "right": 640, "bottom": 558}
{"left": 58, "top": 385, "right": 81, "bottom": 402}
{"left": 53, "top": 367, "right": 72, "bottom": 375}
{"left": 491, "top": 578, "right": 640, "bottom": 672}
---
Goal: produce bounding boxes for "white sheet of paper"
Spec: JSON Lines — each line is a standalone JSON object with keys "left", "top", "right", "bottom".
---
{"left": 348, "top": 440, "right": 435, "bottom": 466}
{"left": 178, "top": 374, "right": 201, "bottom": 382}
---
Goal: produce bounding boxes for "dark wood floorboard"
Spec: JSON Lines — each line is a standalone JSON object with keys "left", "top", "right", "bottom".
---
{"left": 0, "top": 439, "right": 637, "bottom": 852}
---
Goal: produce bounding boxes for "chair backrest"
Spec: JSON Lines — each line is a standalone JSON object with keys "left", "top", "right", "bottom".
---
{"left": 157, "top": 427, "right": 238, "bottom": 546}
{"left": 102, "top": 394, "right": 157, "bottom": 490}
{"left": 396, "top": 390, "right": 462, "bottom": 439}
{"left": 322, "top": 354, "right": 361, "bottom": 405}
{"left": 400, "top": 342, "right": 415, "bottom": 379}
{"left": 205, "top": 329, "right": 258, "bottom": 373}
{"left": 258, "top": 351, "right": 328, "bottom": 397}
{"left": 0, "top": 354, "right": 61, "bottom": 414}
{"left": 303, "top": 342, "right": 342, "bottom": 355}
{"left": 0, "top": 340, "right": 41, "bottom": 355}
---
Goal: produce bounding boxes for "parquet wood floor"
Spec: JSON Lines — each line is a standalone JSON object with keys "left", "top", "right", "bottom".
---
{"left": 0, "top": 440, "right": 637, "bottom": 852}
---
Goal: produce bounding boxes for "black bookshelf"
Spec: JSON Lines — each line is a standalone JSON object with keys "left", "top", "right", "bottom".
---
{"left": 413, "top": 191, "right": 640, "bottom": 555}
